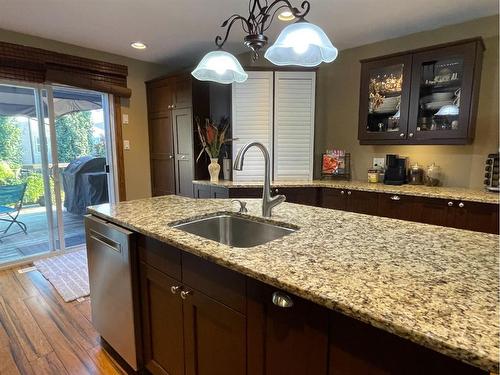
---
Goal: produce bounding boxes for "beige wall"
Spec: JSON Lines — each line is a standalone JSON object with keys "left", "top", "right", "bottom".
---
{"left": 315, "top": 15, "right": 499, "bottom": 188}
{"left": 0, "top": 29, "right": 168, "bottom": 200}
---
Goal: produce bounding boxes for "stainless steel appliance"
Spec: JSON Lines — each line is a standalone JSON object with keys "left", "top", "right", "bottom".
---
{"left": 84, "top": 215, "right": 138, "bottom": 370}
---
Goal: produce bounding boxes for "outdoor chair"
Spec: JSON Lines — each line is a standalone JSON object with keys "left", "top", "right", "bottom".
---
{"left": 0, "top": 183, "right": 28, "bottom": 241}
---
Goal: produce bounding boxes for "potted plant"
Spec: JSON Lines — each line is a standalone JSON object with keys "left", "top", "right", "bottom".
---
{"left": 195, "top": 117, "right": 235, "bottom": 183}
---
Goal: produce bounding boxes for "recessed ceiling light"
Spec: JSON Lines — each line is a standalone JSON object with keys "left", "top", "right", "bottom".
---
{"left": 278, "top": 10, "right": 295, "bottom": 22}
{"left": 130, "top": 41, "right": 147, "bottom": 50}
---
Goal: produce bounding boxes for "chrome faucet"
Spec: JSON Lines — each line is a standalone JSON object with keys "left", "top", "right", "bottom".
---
{"left": 233, "top": 142, "right": 286, "bottom": 217}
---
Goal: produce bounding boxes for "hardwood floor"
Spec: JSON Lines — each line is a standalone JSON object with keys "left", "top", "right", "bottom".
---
{"left": 0, "top": 266, "right": 124, "bottom": 374}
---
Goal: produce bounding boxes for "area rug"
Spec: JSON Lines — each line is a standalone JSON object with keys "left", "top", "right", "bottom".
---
{"left": 33, "top": 249, "right": 90, "bottom": 302}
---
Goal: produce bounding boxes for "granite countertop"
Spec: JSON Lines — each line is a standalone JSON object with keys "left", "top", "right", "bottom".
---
{"left": 193, "top": 179, "right": 500, "bottom": 204}
{"left": 89, "top": 196, "right": 499, "bottom": 372}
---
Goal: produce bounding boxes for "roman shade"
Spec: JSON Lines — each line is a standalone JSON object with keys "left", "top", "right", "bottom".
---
{"left": 0, "top": 41, "right": 131, "bottom": 98}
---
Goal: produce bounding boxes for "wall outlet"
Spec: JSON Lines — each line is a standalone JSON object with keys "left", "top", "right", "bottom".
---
{"left": 122, "top": 114, "right": 129, "bottom": 125}
{"left": 123, "top": 140, "right": 131, "bottom": 150}
{"left": 373, "top": 157, "right": 385, "bottom": 169}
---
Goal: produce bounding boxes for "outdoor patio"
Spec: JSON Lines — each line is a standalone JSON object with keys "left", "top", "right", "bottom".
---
{"left": 0, "top": 205, "right": 85, "bottom": 264}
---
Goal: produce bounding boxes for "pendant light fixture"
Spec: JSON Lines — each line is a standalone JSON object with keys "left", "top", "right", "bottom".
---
{"left": 191, "top": 0, "right": 337, "bottom": 84}
{"left": 264, "top": 21, "right": 338, "bottom": 66}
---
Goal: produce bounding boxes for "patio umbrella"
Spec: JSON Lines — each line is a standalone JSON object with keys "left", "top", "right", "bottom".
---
{"left": 0, "top": 85, "right": 102, "bottom": 118}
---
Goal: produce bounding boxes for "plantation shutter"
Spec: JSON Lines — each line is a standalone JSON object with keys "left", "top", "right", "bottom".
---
{"left": 232, "top": 71, "right": 274, "bottom": 182}
{"left": 273, "top": 71, "right": 316, "bottom": 181}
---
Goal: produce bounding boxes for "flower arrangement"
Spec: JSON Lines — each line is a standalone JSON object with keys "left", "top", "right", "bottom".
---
{"left": 195, "top": 116, "right": 235, "bottom": 161}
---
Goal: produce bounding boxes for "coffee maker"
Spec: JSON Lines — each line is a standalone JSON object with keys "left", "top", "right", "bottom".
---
{"left": 384, "top": 154, "right": 407, "bottom": 185}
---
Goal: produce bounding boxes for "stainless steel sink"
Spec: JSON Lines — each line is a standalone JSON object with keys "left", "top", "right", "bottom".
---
{"left": 171, "top": 213, "right": 297, "bottom": 248}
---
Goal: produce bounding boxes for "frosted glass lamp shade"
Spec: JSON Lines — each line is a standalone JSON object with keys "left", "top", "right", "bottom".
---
{"left": 264, "top": 22, "right": 338, "bottom": 67}
{"left": 435, "top": 104, "right": 459, "bottom": 116}
{"left": 191, "top": 50, "right": 248, "bottom": 84}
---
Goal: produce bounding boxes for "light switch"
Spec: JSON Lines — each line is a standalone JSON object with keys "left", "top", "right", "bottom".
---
{"left": 123, "top": 140, "right": 131, "bottom": 150}
{"left": 122, "top": 114, "right": 129, "bottom": 124}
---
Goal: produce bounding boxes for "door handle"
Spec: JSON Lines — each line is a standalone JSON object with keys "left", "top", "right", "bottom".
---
{"left": 390, "top": 195, "right": 401, "bottom": 201}
{"left": 89, "top": 230, "right": 121, "bottom": 253}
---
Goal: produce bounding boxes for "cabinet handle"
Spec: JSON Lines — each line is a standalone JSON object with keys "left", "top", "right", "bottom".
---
{"left": 390, "top": 195, "right": 401, "bottom": 201}
{"left": 272, "top": 291, "right": 294, "bottom": 308}
{"left": 347, "top": 191, "right": 352, "bottom": 195}
{"left": 458, "top": 202, "right": 465, "bottom": 208}
{"left": 448, "top": 201, "right": 454, "bottom": 207}
{"left": 167, "top": 105, "right": 172, "bottom": 109}
{"left": 172, "top": 104, "right": 176, "bottom": 109}
{"left": 180, "top": 290, "right": 193, "bottom": 299}
{"left": 171, "top": 285, "right": 182, "bottom": 295}
{"left": 409, "top": 133, "right": 414, "bottom": 138}
{"left": 400, "top": 133, "right": 405, "bottom": 137}
{"left": 340, "top": 190, "right": 345, "bottom": 195}
{"left": 168, "top": 155, "right": 174, "bottom": 159}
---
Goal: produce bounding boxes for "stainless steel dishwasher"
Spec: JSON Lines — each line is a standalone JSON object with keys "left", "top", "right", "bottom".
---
{"left": 84, "top": 215, "right": 138, "bottom": 370}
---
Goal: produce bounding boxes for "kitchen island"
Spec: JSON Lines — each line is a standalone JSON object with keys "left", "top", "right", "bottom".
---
{"left": 88, "top": 195, "right": 499, "bottom": 374}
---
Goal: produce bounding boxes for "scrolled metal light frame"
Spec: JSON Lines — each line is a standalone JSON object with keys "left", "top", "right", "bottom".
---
{"left": 214, "top": 0, "right": 311, "bottom": 60}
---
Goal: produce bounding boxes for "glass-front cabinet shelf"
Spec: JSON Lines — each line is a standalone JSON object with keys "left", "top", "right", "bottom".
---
{"left": 358, "top": 38, "right": 484, "bottom": 145}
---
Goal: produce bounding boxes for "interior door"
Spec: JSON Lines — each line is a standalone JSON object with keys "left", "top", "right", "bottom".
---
{"left": 172, "top": 108, "right": 194, "bottom": 197}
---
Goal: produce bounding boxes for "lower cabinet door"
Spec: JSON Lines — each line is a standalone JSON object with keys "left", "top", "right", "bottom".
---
{"left": 247, "top": 281, "right": 329, "bottom": 375}
{"left": 140, "top": 263, "right": 185, "bottom": 375}
{"left": 321, "top": 188, "right": 348, "bottom": 211}
{"left": 183, "top": 288, "right": 246, "bottom": 375}
{"left": 346, "top": 190, "right": 379, "bottom": 215}
{"left": 451, "top": 201, "right": 499, "bottom": 234}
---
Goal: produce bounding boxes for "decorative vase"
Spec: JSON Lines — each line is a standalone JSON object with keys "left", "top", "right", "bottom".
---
{"left": 208, "top": 158, "right": 220, "bottom": 183}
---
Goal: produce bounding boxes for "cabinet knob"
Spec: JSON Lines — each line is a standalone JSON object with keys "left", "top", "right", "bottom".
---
{"left": 400, "top": 133, "right": 405, "bottom": 137}
{"left": 274, "top": 188, "right": 279, "bottom": 193}
{"left": 180, "top": 290, "right": 193, "bottom": 299}
{"left": 170, "top": 285, "right": 182, "bottom": 295}
{"left": 448, "top": 201, "right": 454, "bottom": 207}
{"left": 347, "top": 191, "right": 352, "bottom": 195}
{"left": 168, "top": 155, "right": 174, "bottom": 159}
{"left": 167, "top": 105, "right": 172, "bottom": 109}
{"left": 172, "top": 104, "right": 176, "bottom": 109}
{"left": 340, "top": 190, "right": 345, "bottom": 194}
{"left": 272, "top": 291, "right": 294, "bottom": 308}
{"left": 390, "top": 195, "right": 401, "bottom": 201}
{"left": 458, "top": 202, "right": 465, "bottom": 208}
{"left": 409, "top": 133, "right": 414, "bottom": 138}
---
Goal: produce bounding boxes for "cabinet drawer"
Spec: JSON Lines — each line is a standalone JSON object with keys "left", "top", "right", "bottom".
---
{"left": 228, "top": 188, "right": 262, "bottom": 198}
{"left": 377, "top": 193, "right": 420, "bottom": 222}
{"left": 182, "top": 252, "right": 246, "bottom": 313}
{"left": 274, "top": 187, "right": 320, "bottom": 206}
{"left": 138, "top": 235, "right": 182, "bottom": 281}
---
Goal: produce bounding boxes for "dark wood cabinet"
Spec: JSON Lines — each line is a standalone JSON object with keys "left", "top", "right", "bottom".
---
{"left": 321, "top": 188, "right": 348, "bottom": 211}
{"left": 147, "top": 73, "right": 228, "bottom": 197}
{"left": 247, "top": 280, "right": 329, "bottom": 375}
{"left": 359, "top": 38, "right": 484, "bottom": 145}
{"left": 328, "top": 312, "right": 485, "bottom": 375}
{"left": 140, "top": 263, "right": 184, "bottom": 375}
{"left": 273, "top": 187, "right": 320, "bottom": 206}
{"left": 449, "top": 200, "right": 499, "bottom": 234}
{"left": 137, "top": 235, "right": 489, "bottom": 375}
{"left": 377, "top": 193, "right": 421, "bottom": 222}
{"left": 140, "top": 242, "right": 247, "bottom": 375}
{"left": 183, "top": 289, "right": 246, "bottom": 375}
{"left": 321, "top": 188, "right": 378, "bottom": 215}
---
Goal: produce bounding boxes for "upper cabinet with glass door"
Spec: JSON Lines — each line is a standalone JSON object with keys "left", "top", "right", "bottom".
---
{"left": 358, "top": 38, "right": 484, "bottom": 145}
{"left": 358, "top": 55, "right": 412, "bottom": 142}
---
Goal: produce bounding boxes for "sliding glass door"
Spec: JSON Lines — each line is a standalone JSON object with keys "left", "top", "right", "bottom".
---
{"left": 0, "top": 81, "right": 115, "bottom": 265}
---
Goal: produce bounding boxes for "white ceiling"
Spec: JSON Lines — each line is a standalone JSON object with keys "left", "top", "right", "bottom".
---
{"left": 0, "top": 0, "right": 498, "bottom": 69}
